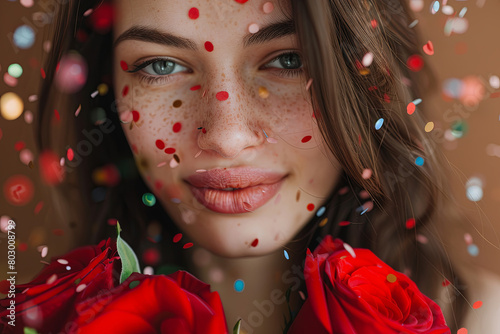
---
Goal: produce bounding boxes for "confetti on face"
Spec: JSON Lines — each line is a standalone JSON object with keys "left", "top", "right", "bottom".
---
{"left": 3, "top": 174, "right": 34, "bottom": 206}
{"left": 306, "top": 203, "right": 315, "bottom": 211}
{"left": 173, "top": 100, "right": 182, "bottom": 108}
{"left": 405, "top": 218, "right": 416, "bottom": 229}
{"left": 122, "top": 85, "right": 129, "bottom": 97}
{"left": 190, "top": 85, "right": 201, "bottom": 91}
{"left": 408, "top": 19, "right": 419, "bottom": 28}
{"left": 172, "top": 122, "right": 182, "bottom": 133}
{"left": 407, "top": 102, "right": 416, "bottom": 115}
{"left": 423, "top": 41, "right": 434, "bottom": 55}
{"left": 132, "top": 110, "right": 140, "bottom": 122}
{"left": 234, "top": 0, "right": 249, "bottom": 3}
{"left": 472, "top": 301, "right": 482, "bottom": 309}
{"left": 407, "top": 55, "right": 424, "bottom": 72}
{"left": 188, "top": 7, "right": 199, "bottom": 19}
{"left": 170, "top": 157, "right": 179, "bottom": 168}
{"left": 263, "top": 2, "right": 274, "bottom": 13}
{"left": 155, "top": 140, "right": 165, "bottom": 150}
{"left": 120, "top": 60, "right": 128, "bottom": 71}
{"left": 183, "top": 242, "right": 193, "bottom": 249}
{"left": 301, "top": 135, "right": 312, "bottom": 143}
{"left": 258, "top": 86, "right": 269, "bottom": 98}
{"left": 216, "top": 91, "right": 229, "bottom": 101}
{"left": 251, "top": 238, "right": 259, "bottom": 247}
{"left": 234, "top": 279, "right": 245, "bottom": 292}
{"left": 204, "top": 41, "right": 214, "bottom": 52}
{"left": 164, "top": 147, "right": 176, "bottom": 154}
{"left": 248, "top": 23, "right": 260, "bottom": 34}
{"left": 8, "top": 64, "right": 23, "bottom": 78}
{"left": 266, "top": 137, "right": 278, "bottom": 144}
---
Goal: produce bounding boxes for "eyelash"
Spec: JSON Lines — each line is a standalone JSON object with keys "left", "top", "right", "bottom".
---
{"left": 126, "top": 52, "right": 304, "bottom": 85}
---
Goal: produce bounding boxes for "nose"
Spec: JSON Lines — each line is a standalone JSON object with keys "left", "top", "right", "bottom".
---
{"left": 196, "top": 71, "right": 265, "bottom": 159}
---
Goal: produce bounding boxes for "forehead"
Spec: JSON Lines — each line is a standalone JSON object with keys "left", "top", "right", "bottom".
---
{"left": 113, "top": 0, "right": 292, "bottom": 40}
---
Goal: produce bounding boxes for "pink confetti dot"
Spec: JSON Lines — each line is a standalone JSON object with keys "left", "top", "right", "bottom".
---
{"left": 423, "top": 41, "right": 434, "bottom": 55}
{"left": 216, "top": 91, "right": 229, "bottom": 101}
{"left": 173, "top": 122, "right": 182, "bottom": 133}
{"left": 204, "top": 41, "right": 214, "bottom": 52}
{"left": 188, "top": 7, "right": 199, "bottom": 19}
{"left": 248, "top": 23, "right": 260, "bottom": 34}
{"left": 457, "top": 329, "right": 468, "bottom": 334}
{"left": 263, "top": 2, "right": 274, "bottom": 13}
{"left": 120, "top": 61, "right": 128, "bottom": 71}
{"left": 155, "top": 140, "right": 165, "bottom": 150}
{"left": 132, "top": 110, "right": 140, "bottom": 122}
{"left": 301, "top": 135, "right": 312, "bottom": 143}
{"left": 361, "top": 168, "right": 372, "bottom": 179}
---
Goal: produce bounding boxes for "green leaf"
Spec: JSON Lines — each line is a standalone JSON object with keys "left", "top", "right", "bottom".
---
{"left": 24, "top": 327, "right": 38, "bottom": 334}
{"left": 116, "top": 222, "right": 141, "bottom": 284}
{"left": 233, "top": 319, "right": 241, "bottom": 334}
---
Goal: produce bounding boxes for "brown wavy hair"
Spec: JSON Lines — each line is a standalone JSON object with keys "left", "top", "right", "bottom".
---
{"left": 37, "top": 0, "right": 466, "bottom": 331}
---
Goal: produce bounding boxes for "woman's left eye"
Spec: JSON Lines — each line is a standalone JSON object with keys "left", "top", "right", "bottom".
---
{"left": 266, "top": 52, "right": 303, "bottom": 70}
{"left": 139, "top": 59, "right": 188, "bottom": 76}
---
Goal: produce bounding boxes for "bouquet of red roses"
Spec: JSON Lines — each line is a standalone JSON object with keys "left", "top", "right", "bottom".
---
{"left": 0, "top": 226, "right": 450, "bottom": 334}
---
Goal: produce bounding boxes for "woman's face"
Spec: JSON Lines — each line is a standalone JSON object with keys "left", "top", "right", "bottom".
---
{"left": 113, "top": 0, "right": 341, "bottom": 257}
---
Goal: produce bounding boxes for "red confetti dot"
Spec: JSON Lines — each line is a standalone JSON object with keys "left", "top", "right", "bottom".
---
{"left": 107, "top": 218, "right": 118, "bottom": 226}
{"left": 132, "top": 110, "right": 140, "bottom": 122}
{"left": 142, "top": 248, "right": 160, "bottom": 265}
{"left": 371, "top": 19, "right": 378, "bottom": 28}
{"left": 472, "top": 300, "right": 483, "bottom": 309}
{"left": 173, "top": 122, "right": 182, "bottom": 133}
{"left": 405, "top": 218, "right": 416, "bottom": 229}
{"left": 34, "top": 201, "right": 44, "bottom": 214}
{"left": 164, "top": 147, "right": 176, "bottom": 154}
{"left": 40, "top": 68, "right": 46, "bottom": 79}
{"left": 407, "top": 102, "right": 416, "bottom": 115}
{"left": 53, "top": 228, "right": 64, "bottom": 236}
{"left": 67, "top": 148, "right": 74, "bottom": 161}
{"left": 122, "top": 85, "right": 129, "bottom": 97}
{"left": 407, "top": 55, "right": 424, "bottom": 72}
{"left": 120, "top": 61, "right": 128, "bottom": 71}
{"left": 39, "top": 150, "right": 65, "bottom": 185}
{"left": 216, "top": 91, "right": 229, "bottom": 101}
{"left": 18, "top": 242, "right": 28, "bottom": 251}
{"left": 155, "top": 140, "right": 165, "bottom": 150}
{"left": 3, "top": 175, "right": 34, "bottom": 206}
{"left": 234, "top": 0, "right": 249, "bottom": 3}
{"left": 173, "top": 233, "right": 182, "bottom": 243}
{"left": 307, "top": 203, "right": 315, "bottom": 211}
{"left": 202, "top": 128, "right": 207, "bottom": 134}
{"left": 183, "top": 242, "right": 194, "bottom": 249}
{"left": 188, "top": 7, "right": 199, "bottom": 19}
{"left": 190, "top": 85, "right": 201, "bottom": 91}
{"left": 54, "top": 109, "right": 60, "bottom": 121}
{"left": 339, "top": 221, "right": 351, "bottom": 226}
{"left": 14, "top": 141, "right": 25, "bottom": 151}
{"left": 384, "top": 93, "right": 391, "bottom": 103}
{"left": 204, "top": 41, "right": 214, "bottom": 52}
{"left": 251, "top": 238, "right": 259, "bottom": 247}
{"left": 301, "top": 135, "right": 312, "bottom": 143}
{"left": 89, "top": 3, "right": 113, "bottom": 33}
{"left": 442, "top": 279, "right": 451, "bottom": 287}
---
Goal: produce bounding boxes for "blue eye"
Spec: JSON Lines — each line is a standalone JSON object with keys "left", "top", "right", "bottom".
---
{"left": 266, "top": 52, "right": 302, "bottom": 70}
{"left": 127, "top": 58, "right": 188, "bottom": 76}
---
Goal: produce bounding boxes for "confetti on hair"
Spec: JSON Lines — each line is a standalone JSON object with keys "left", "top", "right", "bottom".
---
{"left": 319, "top": 218, "right": 328, "bottom": 227}
{"left": 234, "top": 0, "right": 249, "bottom": 3}
{"left": 362, "top": 52, "right": 374, "bottom": 67}
{"left": 75, "top": 104, "right": 82, "bottom": 117}
{"left": 188, "top": 7, "right": 199, "bottom": 19}
{"left": 204, "top": 41, "right": 214, "bottom": 52}
{"left": 375, "top": 118, "right": 384, "bottom": 130}
{"left": 305, "top": 78, "right": 313, "bottom": 91}
{"left": 142, "top": 193, "right": 156, "bottom": 206}
{"left": 248, "top": 23, "right": 260, "bottom": 34}
{"left": 67, "top": 148, "right": 74, "bottom": 161}
{"left": 343, "top": 243, "right": 356, "bottom": 258}
{"left": 467, "top": 244, "right": 479, "bottom": 256}
{"left": 183, "top": 242, "right": 194, "bottom": 249}
{"left": 90, "top": 90, "right": 99, "bottom": 98}
{"left": 339, "top": 221, "right": 350, "bottom": 226}
{"left": 216, "top": 91, "right": 229, "bottom": 101}
{"left": 34, "top": 201, "right": 44, "bottom": 214}
{"left": 371, "top": 19, "right": 378, "bottom": 28}
{"left": 416, "top": 234, "right": 428, "bottom": 244}
{"left": 405, "top": 218, "right": 416, "bottom": 229}
{"left": 263, "top": 2, "right": 274, "bottom": 13}
{"left": 407, "top": 55, "right": 424, "bottom": 72}
{"left": 408, "top": 20, "right": 419, "bottom": 28}
{"left": 284, "top": 250, "right": 289, "bottom": 259}
{"left": 173, "top": 233, "right": 182, "bottom": 243}
{"left": 316, "top": 206, "right": 326, "bottom": 217}
{"left": 407, "top": 102, "right": 416, "bottom": 115}
{"left": 415, "top": 157, "right": 424, "bottom": 166}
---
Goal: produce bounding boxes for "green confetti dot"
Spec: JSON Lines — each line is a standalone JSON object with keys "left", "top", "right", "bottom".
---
{"left": 8, "top": 63, "right": 23, "bottom": 78}
{"left": 142, "top": 193, "right": 156, "bottom": 206}
{"left": 129, "top": 280, "right": 140, "bottom": 289}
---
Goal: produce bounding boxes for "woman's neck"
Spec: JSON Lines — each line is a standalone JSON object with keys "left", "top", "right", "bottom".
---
{"left": 184, "top": 243, "right": 308, "bottom": 334}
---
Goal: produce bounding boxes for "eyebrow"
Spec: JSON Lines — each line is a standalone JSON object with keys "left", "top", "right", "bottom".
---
{"left": 113, "top": 20, "right": 296, "bottom": 50}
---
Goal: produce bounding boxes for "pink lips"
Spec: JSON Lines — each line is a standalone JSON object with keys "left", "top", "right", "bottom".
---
{"left": 185, "top": 167, "right": 287, "bottom": 214}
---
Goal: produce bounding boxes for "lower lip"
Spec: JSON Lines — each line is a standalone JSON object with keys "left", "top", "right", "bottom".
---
{"left": 186, "top": 177, "right": 286, "bottom": 214}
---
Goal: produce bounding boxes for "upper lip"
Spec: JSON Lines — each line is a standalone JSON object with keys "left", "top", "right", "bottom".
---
{"left": 185, "top": 166, "right": 287, "bottom": 189}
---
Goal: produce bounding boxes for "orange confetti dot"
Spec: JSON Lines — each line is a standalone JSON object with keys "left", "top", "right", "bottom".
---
{"left": 472, "top": 300, "right": 482, "bottom": 309}
{"left": 457, "top": 328, "right": 468, "bottom": 334}
{"left": 407, "top": 102, "right": 416, "bottom": 115}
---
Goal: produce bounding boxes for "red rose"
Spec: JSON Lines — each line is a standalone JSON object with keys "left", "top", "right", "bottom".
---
{"left": 288, "top": 236, "right": 450, "bottom": 334}
{"left": 69, "top": 271, "right": 228, "bottom": 334}
{"left": 0, "top": 238, "right": 119, "bottom": 334}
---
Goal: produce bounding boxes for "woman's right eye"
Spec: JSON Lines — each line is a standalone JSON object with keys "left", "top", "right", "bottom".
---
{"left": 142, "top": 59, "right": 188, "bottom": 76}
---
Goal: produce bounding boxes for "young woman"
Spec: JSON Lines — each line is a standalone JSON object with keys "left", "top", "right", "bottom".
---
{"left": 36, "top": 0, "right": 466, "bottom": 332}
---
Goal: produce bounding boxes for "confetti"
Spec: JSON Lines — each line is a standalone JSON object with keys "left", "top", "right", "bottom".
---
{"left": 13, "top": 25, "right": 35, "bottom": 49}
{"left": 362, "top": 168, "right": 372, "bottom": 179}
{"left": 343, "top": 243, "right": 356, "bottom": 258}
{"left": 316, "top": 206, "right": 326, "bottom": 217}
{"left": 301, "top": 135, "right": 312, "bottom": 143}
{"left": 284, "top": 250, "right": 289, "bottom": 260}
{"left": 234, "top": 279, "right": 245, "bottom": 292}
{"left": 472, "top": 301, "right": 482, "bottom": 309}
{"left": 8, "top": 64, "right": 23, "bottom": 78}
{"left": 173, "top": 233, "right": 182, "bottom": 243}
{"left": 183, "top": 242, "right": 194, "bottom": 249}
{"left": 188, "top": 7, "right": 199, "bottom": 19}
{"left": 424, "top": 122, "right": 434, "bottom": 132}
{"left": 405, "top": 218, "right": 416, "bottom": 229}
{"left": 194, "top": 150, "right": 203, "bottom": 158}
{"left": 142, "top": 193, "right": 156, "bottom": 206}
{"left": 339, "top": 221, "right": 350, "bottom": 226}
{"left": 190, "top": 85, "right": 201, "bottom": 91}
{"left": 423, "top": 41, "right": 434, "bottom": 55}
{"left": 216, "top": 91, "right": 229, "bottom": 101}
{"left": 155, "top": 140, "right": 165, "bottom": 150}
{"left": 132, "top": 110, "right": 140, "bottom": 122}
{"left": 305, "top": 78, "right": 313, "bottom": 91}
{"left": 371, "top": 19, "right": 378, "bottom": 28}
{"left": 204, "top": 41, "right": 214, "bottom": 52}
{"left": 251, "top": 238, "right": 258, "bottom": 247}
{"left": 164, "top": 147, "right": 176, "bottom": 154}
{"left": 408, "top": 19, "right": 419, "bottom": 28}
{"left": 407, "top": 102, "right": 416, "bottom": 115}
{"left": 248, "top": 23, "right": 260, "bottom": 34}
{"left": 173, "top": 122, "right": 182, "bottom": 133}
{"left": 407, "top": 55, "right": 424, "bottom": 72}
{"left": 415, "top": 157, "right": 424, "bottom": 166}
{"left": 120, "top": 60, "right": 128, "bottom": 71}
{"left": 170, "top": 157, "right": 179, "bottom": 168}
{"left": 464, "top": 233, "right": 473, "bottom": 245}
{"left": 362, "top": 52, "right": 374, "bottom": 67}
{"left": 0, "top": 92, "right": 24, "bottom": 120}
{"left": 258, "top": 86, "right": 269, "bottom": 98}
{"left": 75, "top": 104, "right": 82, "bottom": 117}
{"left": 375, "top": 118, "right": 384, "bottom": 130}
{"left": 263, "top": 2, "right": 274, "bottom": 13}
{"left": 386, "top": 274, "right": 397, "bottom": 283}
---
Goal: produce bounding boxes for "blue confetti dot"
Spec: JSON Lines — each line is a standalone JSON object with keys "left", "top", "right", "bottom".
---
{"left": 467, "top": 244, "right": 479, "bottom": 257}
{"left": 13, "top": 25, "right": 35, "bottom": 49}
{"left": 375, "top": 118, "right": 384, "bottom": 130}
{"left": 415, "top": 157, "right": 424, "bottom": 166}
{"left": 316, "top": 206, "right": 326, "bottom": 217}
{"left": 432, "top": 0, "right": 440, "bottom": 12}
{"left": 284, "top": 250, "right": 289, "bottom": 260}
{"left": 234, "top": 279, "right": 245, "bottom": 292}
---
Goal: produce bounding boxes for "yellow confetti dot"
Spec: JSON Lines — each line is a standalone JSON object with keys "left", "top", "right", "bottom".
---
{"left": 359, "top": 68, "right": 370, "bottom": 76}
{"left": 258, "top": 86, "right": 269, "bottom": 98}
{"left": 319, "top": 217, "right": 328, "bottom": 227}
{"left": 425, "top": 121, "right": 434, "bottom": 132}
{"left": 97, "top": 83, "right": 108, "bottom": 95}
{"left": 1, "top": 92, "right": 24, "bottom": 120}
{"left": 387, "top": 273, "right": 397, "bottom": 283}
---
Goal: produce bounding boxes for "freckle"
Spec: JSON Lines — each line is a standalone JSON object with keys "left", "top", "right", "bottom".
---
{"left": 164, "top": 147, "right": 176, "bottom": 154}
{"left": 216, "top": 91, "right": 229, "bottom": 101}
{"left": 248, "top": 23, "right": 259, "bottom": 34}
{"left": 263, "top": 2, "right": 274, "bottom": 13}
{"left": 155, "top": 140, "right": 165, "bottom": 150}
{"left": 173, "top": 122, "right": 182, "bottom": 133}
{"left": 204, "top": 41, "right": 214, "bottom": 52}
{"left": 120, "top": 60, "right": 128, "bottom": 71}
{"left": 190, "top": 85, "right": 201, "bottom": 91}
{"left": 173, "top": 100, "right": 182, "bottom": 108}
{"left": 122, "top": 85, "right": 129, "bottom": 97}
{"left": 296, "top": 190, "right": 300, "bottom": 202}
{"left": 301, "top": 135, "right": 312, "bottom": 143}
{"left": 188, "top": 7, "right": 199, "bottom": 19}
{"left": 132, "top": 110, "right": 140, "bottom": 122}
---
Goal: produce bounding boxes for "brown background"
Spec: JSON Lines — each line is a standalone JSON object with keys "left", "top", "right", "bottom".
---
{"left": 0, "top": 0, "right": 499, "bottom": 326}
